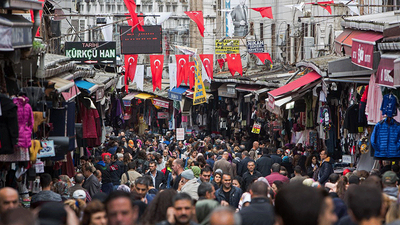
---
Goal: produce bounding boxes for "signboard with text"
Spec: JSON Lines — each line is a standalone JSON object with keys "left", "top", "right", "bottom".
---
{"left": 120, "top": 25, "right": 162, "bottom": 54}
{"left": 176, "top": 128, "right": 185, "bottom": 140}
{"left": 247, "top": 41, "right": 264, "bottom": 53}
{"left": 215, "top": 39, "right": 239, "bottom": 54}
{"left": 65, "top": 42, "right": 116, "bottom": 64}
{"left": 351, "top": 40, "right": 374, "bottom": 69}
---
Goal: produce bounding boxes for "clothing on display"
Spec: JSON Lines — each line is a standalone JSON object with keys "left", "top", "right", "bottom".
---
{"left": 371, "top": 118, "right": 400, "bottom": 158}
{"left": 0, "top": 94, "right": 19, "bottom": 154}
{"left": 381, "top": 93, "right": 398, "bottom": 117}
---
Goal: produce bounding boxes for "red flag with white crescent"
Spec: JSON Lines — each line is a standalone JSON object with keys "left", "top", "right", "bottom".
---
{"left": 150, "top": 55, "right": 164, "bottom": 91}
{"left": 217, "top": 58, "right": 226, "bottom": 69}
{"left": 199, "top": 54, "right": 213, "bottom": 80}
{"left": 252, "top": 53, "right": 273, "bottom": 65}
{"left": 187, "top": 62, "right": 195, "bottom": 89}
{"left": 123, "top": 0, "right": 144, "bottom": 31}
{"left": 184, "top": 11, "right": 205, "bottom": 37}
{"left": 226, "top": 54, "right": 243, "bottom": 76}
{"left": 175, "top": 55, "right": 189, "bottom": 87}
{"left": 124, "top": 55, "right": 138, "bottom": 93}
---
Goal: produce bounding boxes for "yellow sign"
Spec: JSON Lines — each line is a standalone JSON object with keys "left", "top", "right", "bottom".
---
{"left": 193, "top": 57, "right": 207, "bottom": 105}
{"left": 215, "top": 39, "right": 240, "bottom": 54}
{"left": 252, "top": 123, "right": 261, "bottom": 134}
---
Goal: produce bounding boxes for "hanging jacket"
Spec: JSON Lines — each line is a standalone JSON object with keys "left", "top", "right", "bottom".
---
{"left": 371, "top": 118, "right": 400, "bottom": 158}
{"left": 14, "top": 96, "right": 34, "bottom": 148}
{"left": 0, "top": 94, "right": 19, "bottom": 154}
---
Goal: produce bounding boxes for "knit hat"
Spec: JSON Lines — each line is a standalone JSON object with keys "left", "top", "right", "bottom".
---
{"left": 383, "top": 171, "right": 399, "bottom": 185}
{"left": 72, "top": 190, "right": 86, "bottom": 200}
{"left": 191, "top": 166, "right": 201, "bottom": 178}
{"left": 181, "top": 169, "right": 195, "bottom": 180}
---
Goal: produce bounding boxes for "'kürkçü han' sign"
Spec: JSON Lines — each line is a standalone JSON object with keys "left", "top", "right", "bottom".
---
{"left": 65, "top": 42, "right": 116, "bottom": 64}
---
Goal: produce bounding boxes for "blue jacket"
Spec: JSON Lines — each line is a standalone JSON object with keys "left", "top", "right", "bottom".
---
{"left": 371, "top": 118, "right": 400, "bottom": 158}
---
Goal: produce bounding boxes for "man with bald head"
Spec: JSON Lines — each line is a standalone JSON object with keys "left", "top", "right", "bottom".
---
{"left": 210, "top": 206, "right": 241, "bottom": 225}
{"left": 0, "top": 187, "right": 19, "bottom": 214}
{"left": 213, "top": 152, "right": 233, "bottom": 177}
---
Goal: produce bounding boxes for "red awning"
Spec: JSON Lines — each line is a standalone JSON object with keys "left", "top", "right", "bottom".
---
{"left": 268, "top": 71, "right": 321, "bottom": 98}
{"left": 334, "top": 29, "right": 352, "bottom": 55}
{"left": 235, "top": 85, "right": 262, "bottom": 92}
{"left": 376, "top": 55, "right": 398, "bottom": 87}
{"left": 352, "top": 32, "right": 383, "bottom": 45}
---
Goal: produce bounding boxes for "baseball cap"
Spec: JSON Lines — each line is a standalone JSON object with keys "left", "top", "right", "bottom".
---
{"left": 343, "top": 168, "right": 351, "bottom": 176}
{"left": 72, "top": 190, "right": 86, "bottom": 200}
{"left": 383, "top": 171, "right": 399, "bottom": 185}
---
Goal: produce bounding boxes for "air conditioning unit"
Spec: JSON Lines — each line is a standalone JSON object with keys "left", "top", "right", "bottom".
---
{"left": 304, "top": 37, "right": 314, "bottom": 59}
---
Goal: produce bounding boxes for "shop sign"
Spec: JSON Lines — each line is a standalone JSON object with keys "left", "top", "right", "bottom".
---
{"left": 247, "top": 41, "right": 264, "bottom": 53}
{"left": 251, "top": 123, "right": 261, "bottom": 134}
{"left": 158, "top": 112, "right": 169, "bottom": 119}
{"left": 168, "top": 91, "right": 183, "bottom": 101}
{"left": 215, "top": 39, "right": 239, "bottom": 54}
{"left": 351, "top": 40, "right": 374, "bottom": 69}
{"left": 218, "top": 84, "right": 237, "bottom": 98}
{"left": 268, "top": 95, "right": 275, "bottom": 109}
{"left": 96, "top": 87, "right": 105, "bottom": 102}
{"left": 342, "top": 155, "right": 354, "bottom": 164}
{"left": 65, "top": 42, "right": 116, "bottom": 64}
{"left": 153, "top": 98, "right": 169, "bottom": 109}
{"left": 120, "top": 25, "right": 162, "bottom": 54}
{"left": 376, "top": 57, "right": 396, "bottom": 87}
{"left": 37, "top": 140, "right": 55, "bottom": 158}
{"left": 176, "top": 128, "right": 185, "bottom": 140}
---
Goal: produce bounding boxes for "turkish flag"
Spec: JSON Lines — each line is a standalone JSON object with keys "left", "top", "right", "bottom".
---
{"left": 226, "top": 54, "right": 243, "bottom": 76}
{"left": 187, "top": 62, "right": 195, "bottom": 89}
{"left": 184, "top": 11, "right": 205, "bottom": 37}
{"left": 317, "top": 1, "right": 333, "bottom": 14}
{"left": 199, "top": 54, "right": 213, "bottom": 80}
{"left": 124, "top": 55, "right": 138, "bottom": 93}
{"left": 150, "top": 55, "right": 164, "bottom": 91}
{"left": 251, "top": 7, "right": 273, "bottom": 19}
{"left": 175, "top": 55, "right": 189, "bottom": 87}
{"left": 123, "top": 0, "right": 144, "bottom": 31}
{"left": 217, "top": 58, "right": 226, "bottom": 69}
{"left": 30, "top": 0, "right": 45, "bottom": 37}
{"left": 253, "top": 53, "right": 273, "bottom": 64}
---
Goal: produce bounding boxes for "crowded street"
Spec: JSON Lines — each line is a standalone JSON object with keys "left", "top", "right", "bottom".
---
{"left": 1, "top": 0, "right": 400, "bottom": 224}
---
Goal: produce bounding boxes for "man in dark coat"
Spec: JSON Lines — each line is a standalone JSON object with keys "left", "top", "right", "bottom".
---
{"left": 146, "top": 161, "right": 165, "bottom": 189}
{"left": 215, "top": 174, "right": 242, "bottom": 209}
{"left": 242, "top": 161, "right": 262, "bottom": 192}
{"left": 318, "top": 150, "right": 334, "bottom": 185}
{"left": 237, "top": 151, "right": 254, "bottom": 176}
{"left": 256, "top": 148, "right": 274, "bottom": 176}
{"left": 82, "top": 163, "right": 101, "bottom": 198}
{"left": 239, "top": 181, "right": 274, "bottom": 225}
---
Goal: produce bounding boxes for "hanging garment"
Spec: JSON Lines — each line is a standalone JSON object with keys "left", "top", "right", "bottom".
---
{"left": 0, "top": 147, "right": 29, "bottom": 162}
{"left": 343, "top": 104, "right": 361, "bottom": 133}
{"left": 371, "top": 118, "right": 400, "bottom": 158}
{"left": 381, "top": 94, "right": 398, "bottom": 117}
{"left": 29, "top": 140, "right": 42, "bottom": 162}
{"left": 305, "top": 93, "right": 314, "bottom": 128}
{"left": 14, "top": 96, "right": 34, "bottom": 148}
{"left": 0, "top": 94, "right": 18, "bottom": 154}
{"left": 21, "top": 87, "right": 46, "bottom": 111}
{"left": 80, "top": 101, "right": 99, "bottom": 139}
{"left": 33, "top": 112, "right": 45, "bottom": 133}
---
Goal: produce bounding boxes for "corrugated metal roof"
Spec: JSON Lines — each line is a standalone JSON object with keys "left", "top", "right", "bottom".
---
{"left": 342, "top": 11, "right": 400, "bottom": 32}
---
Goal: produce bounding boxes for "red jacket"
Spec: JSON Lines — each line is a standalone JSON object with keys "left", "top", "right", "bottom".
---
{"left": 265, "top": 172, "right": 289, "bottom": 186}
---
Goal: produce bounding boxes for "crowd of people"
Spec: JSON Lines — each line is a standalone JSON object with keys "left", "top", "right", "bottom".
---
{"left": 0, "top": 130, "right": 399, "bottom": 225}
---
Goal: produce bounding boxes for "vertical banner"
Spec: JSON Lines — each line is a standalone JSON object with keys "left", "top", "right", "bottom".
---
{"left": 193, "top": 57, "right": 207, "bottom": 105}
{"left": 169, "top": 63, "right": 177, "bottom": 90}
{"left": 229, "top": 0, "right": 249, "bottom": 37}
{"left": 226, "top": 0, "right": 231, "bottom": 37}
{"left": 134, "top": 65, "right": 144, "bottom": 91}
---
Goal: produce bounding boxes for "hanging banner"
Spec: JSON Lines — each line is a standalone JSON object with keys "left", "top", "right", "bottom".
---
{"left": 247, "top": 40, "right": 264, "bottom": 53}
{"left": 376, "top": 57, "right": 396, "bottom": 87}
{"left": 215, "top": 39, "right": 240, "bottom": 54}
{"left": 228, "top": 0, "right": 249, "bottom": 37}
{"left": 193, "top": 57, "right": 207, "bottom": 105}
{"left": 176, "top": 128, "right": 185, "bottom": 140}
{"left": 157, "top": 112, "right": 169, "bottom": 119}
{"left": 38, "top": 140, "right": 55, "bottom": 158}
{"left": 251, "top": 123, "right": 261, "bottom": 134}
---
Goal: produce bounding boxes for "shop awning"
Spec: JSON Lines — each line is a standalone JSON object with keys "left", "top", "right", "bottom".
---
{"left": 218, "top": 83, "right": 237, "bottom": 98}
{"left": 334, "top": 29, "right": 365, "bottom": 56}
{"left": 122, "top": 92, "right": 138, "bottom": 106}
{"left": 235, "top": 84, "right": 263, "bottom": 92}
{"left": 376, "top": 54, "right": 400, "bottom": 87}
{"left": 351, "top": 32, "right": 383, "bottom": 69}
{"left": 75, "top": 80, "right": 98, "bottom": 94}
{"left": 62, "top": 85, "right": 80, "bottom": 102}
{"left": 168, "top": 87, "right": 189, "bottom": 101}
{"left": 49, "top": 77, "right": 75, "bottom": 92}
{"left": 268, "top": 71, "right": 321, "bottom": 98}
{"left": 153, "top": 97, "right": 170, "bottom": 109}
{"left": 334, "top": 29, "right": 352, "bottom": 55}
{"left": 135, "top": 93, "right": 154, "bottom": 99}
{"left": 0, "top": 14, "right": 33, "bottom": 51}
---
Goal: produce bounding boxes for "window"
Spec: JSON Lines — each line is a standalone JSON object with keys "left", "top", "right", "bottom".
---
{"left": 260, "top": 23, "right": 263, "bottom": 39}
{"left": 166, "top": 5, "right": 171, "bottom": 11}
{"left": 172, "top": 5, "right": 177, "bottom": 11}
{"left": 149, "top": 5, "right": 153, "bottom": 11}
{"left": 100, "top": 4, "right": 104, "bottom": 12}
{"left": 159, "top": 5, "right": 163, "bottom": 12}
